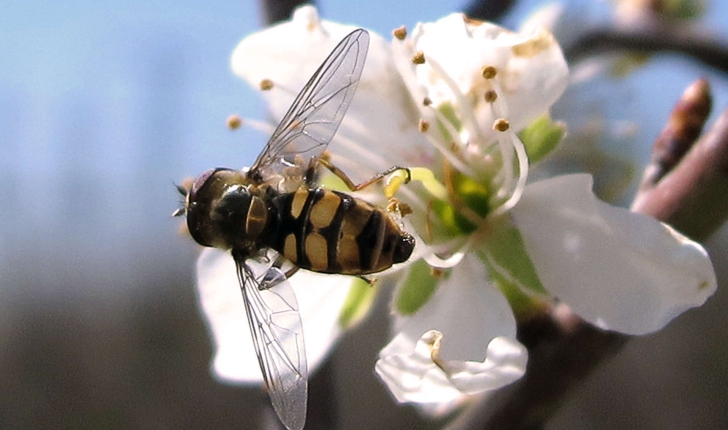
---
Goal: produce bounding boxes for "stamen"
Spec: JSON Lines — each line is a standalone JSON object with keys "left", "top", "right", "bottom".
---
{"left": 427, "top": 331, "right": 445, "bottom": 369}
{"left": 481, "top": 65, "right": 497, "bottom": 79}
{"left": 423, "top": 97, "right": 432, "bottom": 106}
{"left": 227, "top": 114, "right": 242, "bottom": 130}
{"left": 423, "top": 105, "right": 477, "bottom": 177}
{"left": 424, "top": 249, "right": 466, "bottom": 269}
{"left": 259, "top": 79, "right": 274, "bottom": 91}
{"left": 392, "top": 26, "right": 407, "bottom": 40}
{"left": 490, "top": 132, "right": 529, "bottom": 217}
{"left": 412, "top": 51, "right": 426, "bottom": 65}
{"left": 493, "top": 118, "right": 510, "bottom": 132}
{"left": 235, "top": 117, "right": 275, "bottom": 135}
{"left": 484, "top": 90, "right": 497, "bottom": 103}
{"left": 418, "top": 119, "right": 430, "bottom": 133}
{"left": 425, "top": 55, "right": 486, "bottom": 150}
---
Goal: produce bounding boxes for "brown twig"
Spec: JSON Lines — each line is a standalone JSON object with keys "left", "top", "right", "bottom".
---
{"left": 451, "top": 79, "right": 726, "bottom": 429}
{"left": 565, "top": 27, "right": 728, "bottom": 75}
{"left": 462, "top": 0, "right": 516, "bottom": 23}
{"left": 259, "top": 0, "right": 311, "bottom": 25}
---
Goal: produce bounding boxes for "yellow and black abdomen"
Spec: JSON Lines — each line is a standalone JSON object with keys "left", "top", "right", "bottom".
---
{"left": 270, "top": 188, "right": 414, "bottom": 275}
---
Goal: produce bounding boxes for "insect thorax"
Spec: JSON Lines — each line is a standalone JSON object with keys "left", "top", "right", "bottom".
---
{"left": 186, "top": 168, "right": 275, "bottom": 252}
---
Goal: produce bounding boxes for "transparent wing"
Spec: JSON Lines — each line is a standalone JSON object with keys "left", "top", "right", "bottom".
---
{"left": 249, "top": 28, "right": 369, "bottom": 191}
{"left": 235, "top": 255, "right": 308, "bottom": 430}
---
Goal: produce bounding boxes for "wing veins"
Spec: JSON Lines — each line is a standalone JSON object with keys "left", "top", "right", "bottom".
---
{"left": 248, "top": 29, "right": 370, "bottom": 189}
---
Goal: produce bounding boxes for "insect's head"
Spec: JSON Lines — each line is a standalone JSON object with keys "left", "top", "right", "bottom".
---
{"left": 182, "top": 168, "right": 251, "bottom": 249}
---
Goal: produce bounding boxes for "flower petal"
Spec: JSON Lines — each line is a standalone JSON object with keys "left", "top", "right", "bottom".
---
{"left": 510, "top": 174, "right": 717, "bottom": 335}
{"left": 196, "top": 248, "right": 355, "bottom": 383}
{"left": 376, "top": 255, "right": 525, "bottom": 404}
{"left": 375, "top": 331, "right": 526, "bottom": 404}
{"left": 405, "top": 13, "right": 568, "bottom": 136}
{"left": 231, "top": 5, "right": 431, "bottom": 179}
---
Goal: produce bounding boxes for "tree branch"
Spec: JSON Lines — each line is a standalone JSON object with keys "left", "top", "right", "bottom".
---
{"left": 258, "top": 0, "right": 311, "bottom": 26}
{"left": 462, "top": 0, "right": 516, "bottom": 23}
{"left": 565, "top": 27, "right": 728, "bottom": 75}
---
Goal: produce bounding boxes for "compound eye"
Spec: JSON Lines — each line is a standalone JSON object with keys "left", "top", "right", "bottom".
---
{"left": 188, "top": 168, "right": 220, "bottom": 205}
{"left": 186, "top": 168, "right": 237, "bottom": 247}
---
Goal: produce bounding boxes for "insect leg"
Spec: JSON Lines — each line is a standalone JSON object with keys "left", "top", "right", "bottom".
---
{"left": 270, "top": 254, "right": 300, "bottom": 280}
{"left": 309, "top": 156, "right": 412, "bottom": 194}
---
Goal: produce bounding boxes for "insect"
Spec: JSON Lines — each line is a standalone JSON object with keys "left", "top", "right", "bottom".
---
{"left": 175, "top": 29, "right": 415, "bottom": 430}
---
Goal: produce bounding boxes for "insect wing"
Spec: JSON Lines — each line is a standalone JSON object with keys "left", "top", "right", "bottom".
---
{"left": 250, "top": 29, "right": 369, "bottom": 190}
{"left": 236, "top": 257, "right": 308, "bottom": 430}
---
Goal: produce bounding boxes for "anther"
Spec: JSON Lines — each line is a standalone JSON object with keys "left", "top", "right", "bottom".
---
{"left": 227, "top": 114, "right": 242, "bottom": 130}
{"left": 260, "top": 79, "right": 274, "bottom": 90}
{"left": 393, "top": 26, "right": 407, "bottom": 40}
{"left": 418, "top": 119, "right": 430, "bottom": 133}
{"left": 423, "top": 97, "right": 433, "bottom": 106}
{"left": 484, "top": 90, "right": 497, "bottom": 103}
{"left": 412, "top": 51, "right": 425, "bottom": 65}
{"left": 481, "top": 66, "right": 497, "bottom": 79}
{"left": 493, "top": 118, "right": 510, "bottom": 132}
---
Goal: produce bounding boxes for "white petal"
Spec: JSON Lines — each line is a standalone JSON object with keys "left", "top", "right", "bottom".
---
{"left": 375, "top": 331, "right": 526, "bottom": 404}
{"left": 196, "top": 248, "right": 354, "bottom": 383}
{"left": 510, "top": 174, "right": 717, "bottom": 335}
{"left": 376, "top": 255, "right": 526, "bottom": 404}
{"left": 407, "top": 14, "right": 568, "bottom": 134}
{"left": 231, "top": 5, "right": 431, "bottom": 179}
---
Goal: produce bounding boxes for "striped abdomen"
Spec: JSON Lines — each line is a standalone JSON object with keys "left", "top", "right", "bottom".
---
{"left": 270, "top": 188, "right": 414, "bottom": 275}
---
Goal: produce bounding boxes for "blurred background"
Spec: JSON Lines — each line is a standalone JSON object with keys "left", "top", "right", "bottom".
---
{"left": 1, "top": 0, "right": 727, "bottom": 428}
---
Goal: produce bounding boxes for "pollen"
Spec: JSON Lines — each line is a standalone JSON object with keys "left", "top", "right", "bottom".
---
{"left": 393, "top": 26, "right": 407, "bottom": 40}
{"left": 226, "top": 114, "right": 242, "bottom": 130}
{"left": 484, "top": 90, "right": 497, "bottom": 103}
{"left": 412, "top": 51, "right": 425, "bottom": 65}
{"left": 418, "top": 119, "right": 430, "bottom": 133}
{"left": 260, "top": 79, "right": 274, "bottom": 91}
{"left": 493, "top": 118, "right": 510, "bottom": 132}
{"left": 481, "top": 66, "right": 497, "bottom": 79}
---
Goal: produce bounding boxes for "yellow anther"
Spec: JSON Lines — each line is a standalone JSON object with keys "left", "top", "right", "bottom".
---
{"left": 418, "top": 119, "right": 430, "bottom": 133}
{"left": 260, "top": 79, "right": 274, "bottom": 90}
{"left": 481, "top": 66, "right": 497, "bottom": 79}
{"left": 493, "top": 118, "right": 510, "bottom": 132}
{"left": 412, "top": 51, "right": 425, "bottom": 65}
{"left": 392, "top": 26, "right": 407, "bottom": 40}
{"left": 384, "top": 170, "right": 408, "bottom": 199}
{"left": 227, "top": 114, "right": 242, "bottom": 130}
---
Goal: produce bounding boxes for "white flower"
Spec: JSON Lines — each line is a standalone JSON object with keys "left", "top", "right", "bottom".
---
{"left": 197, "top": 5, "right": 432, "bottom": 386}
{"left": 372, "top": 12, "right": 716, "bottom": 410}
{"left": 195, "top": 5, "right": 717, "bottom": 416}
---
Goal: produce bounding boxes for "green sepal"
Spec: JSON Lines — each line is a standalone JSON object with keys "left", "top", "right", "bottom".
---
{"left": 483, "top": 260, "right": 549, "bottom": 321}
{"left": 480, "top": 215, "right": 547, "bottom": 296}
{"left": 519, "top": 115, "right": 565, "bottom": 164}
{"left": 431, "top": 198, "right": 477, "bottom": 236}
{"left": 453, "top": 172, "right": 490, "bottom": 217}
{"left": 395, "top": 259, "right": 439, "bottom": 315}
{"left": 338, "top": 277, "right": 378, "bottom": 329}
{"left": 429, "top": 171, "right": 490, "bottom": 236}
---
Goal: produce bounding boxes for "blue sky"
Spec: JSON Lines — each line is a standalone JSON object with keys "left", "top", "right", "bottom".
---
{"left": 0, "top": 0, "right": 726, "bottom": 294}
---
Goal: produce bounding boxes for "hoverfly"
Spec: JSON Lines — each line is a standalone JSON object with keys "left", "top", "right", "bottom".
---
{"left": 176, "top": 29, "right": 415, "bottom": 430}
